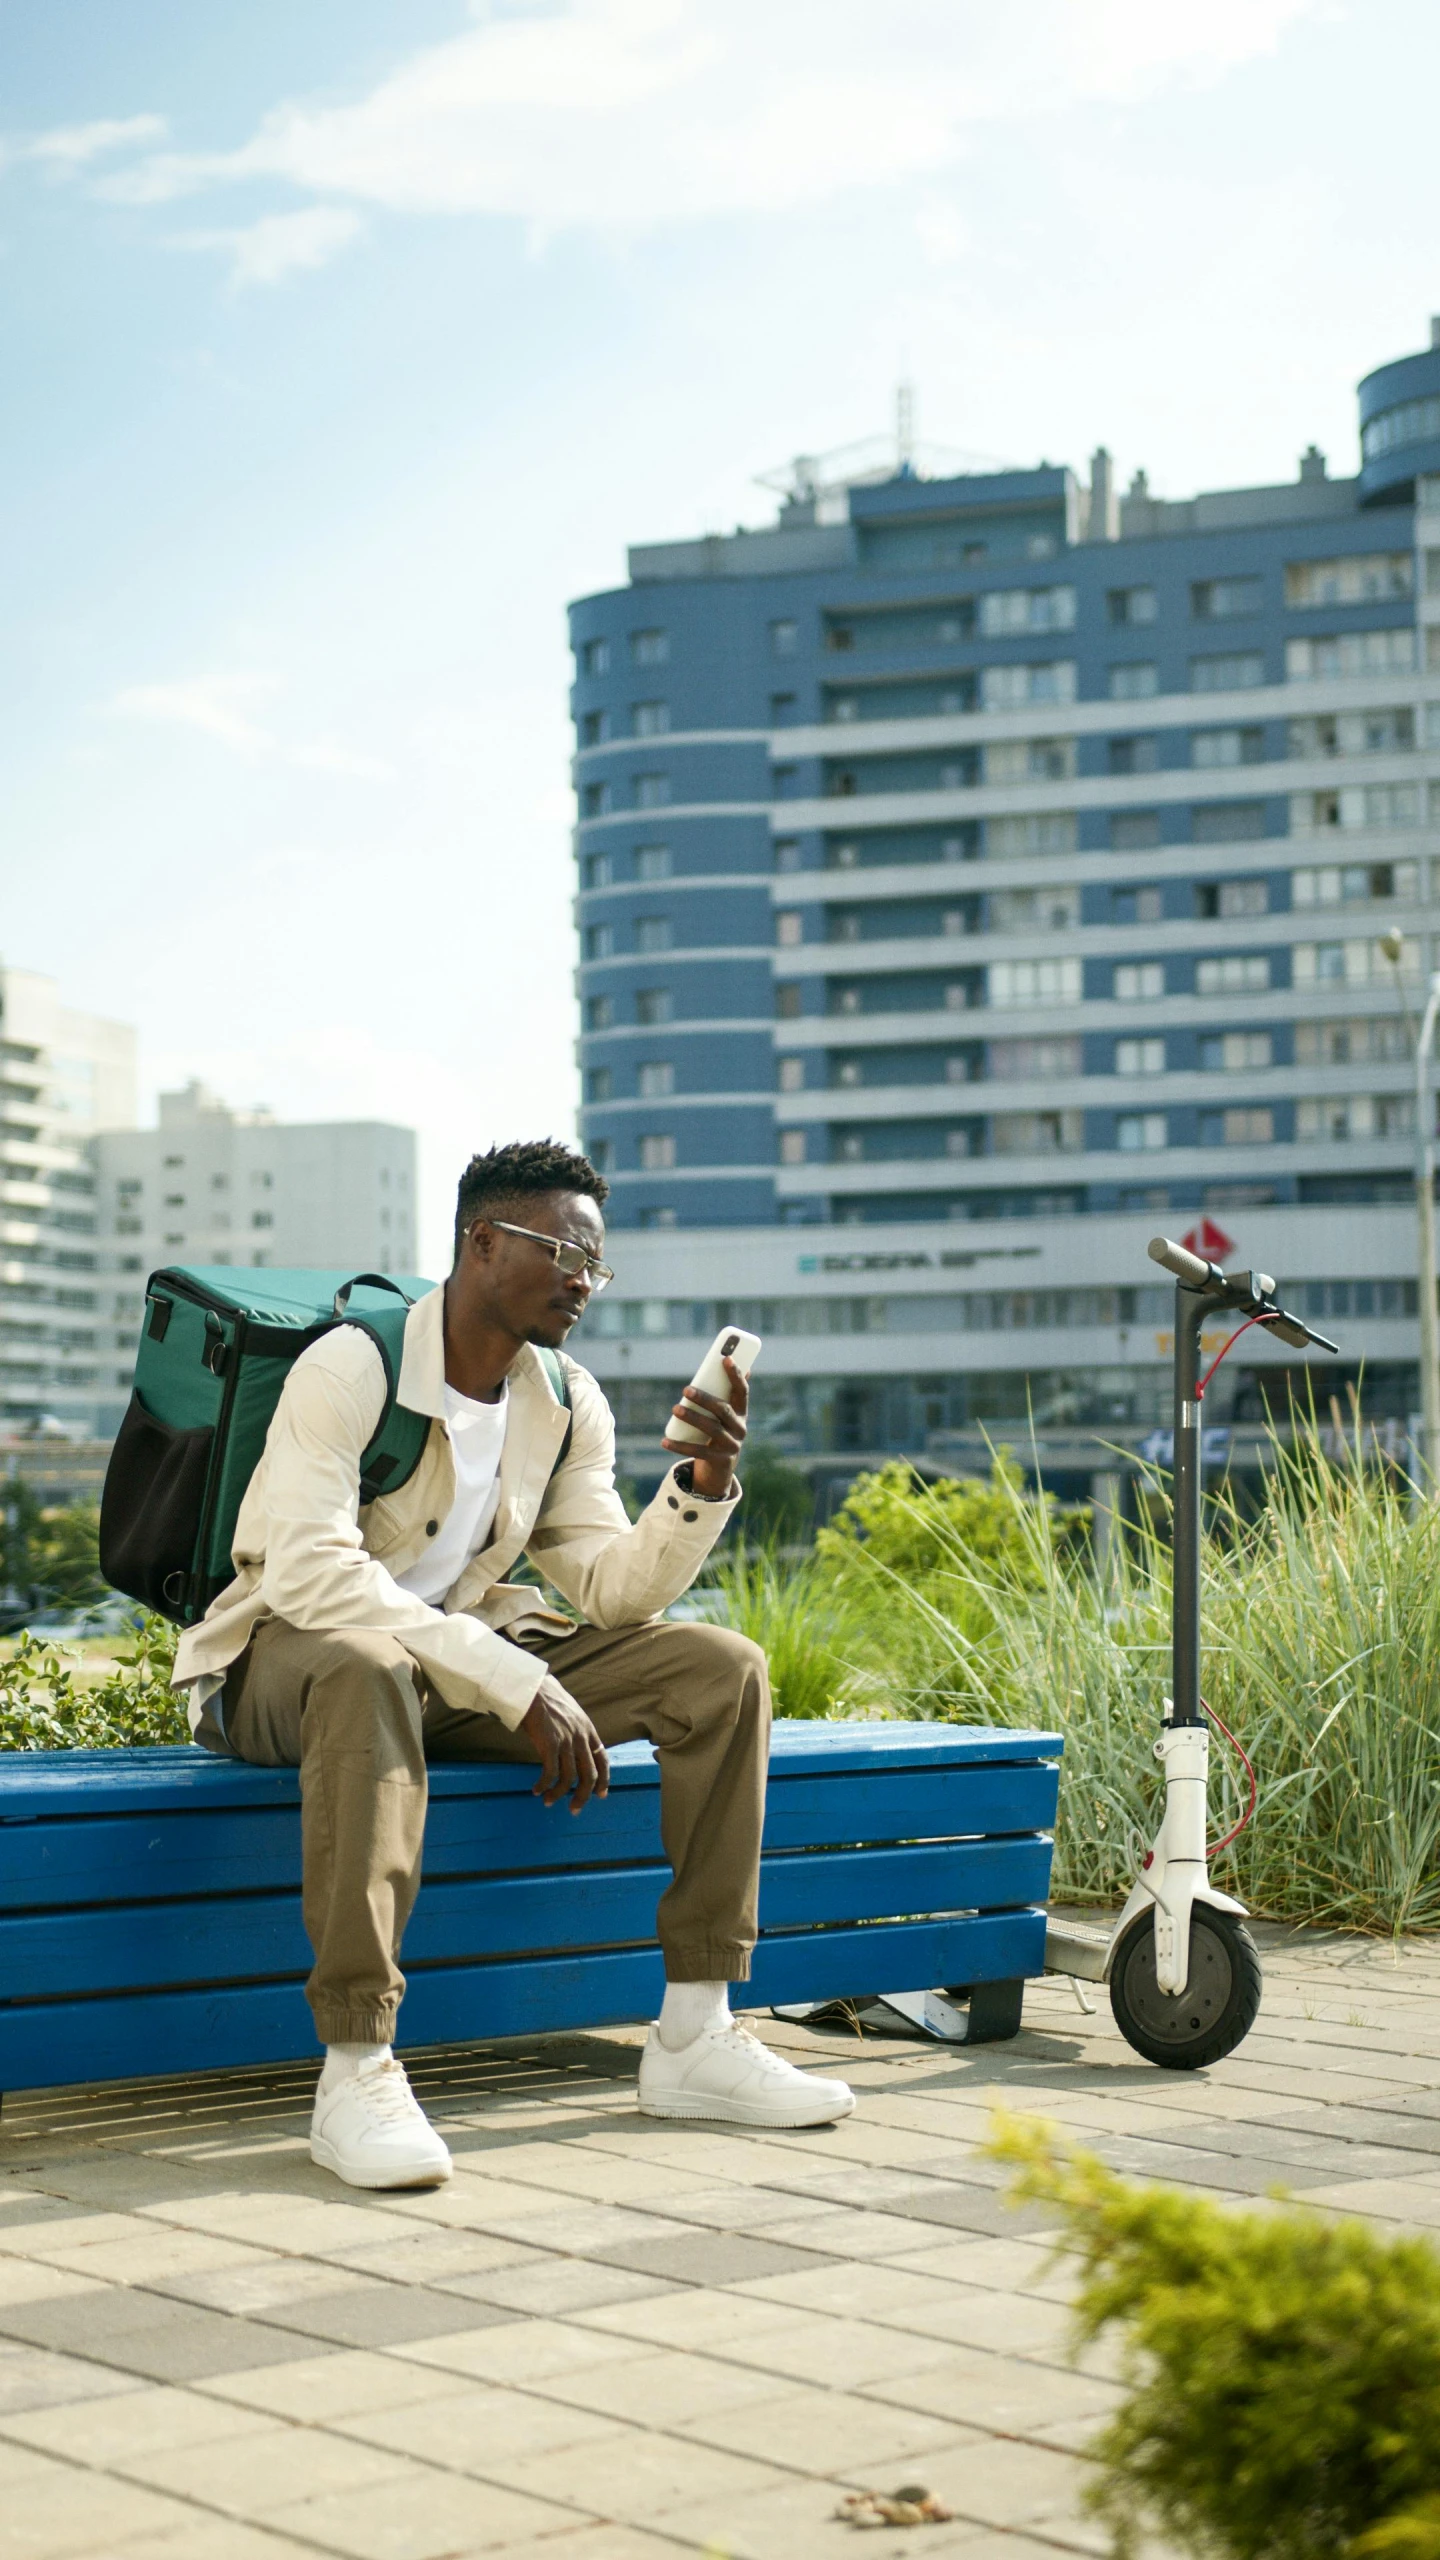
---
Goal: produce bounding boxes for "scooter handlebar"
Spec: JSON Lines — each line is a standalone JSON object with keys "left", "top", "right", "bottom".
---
{"left": 1148, "top": 1235, "right": 1213, "bottom": 1288}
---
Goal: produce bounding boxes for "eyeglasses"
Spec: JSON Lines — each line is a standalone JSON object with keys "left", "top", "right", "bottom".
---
{"left": 485, "top": 1219, "right": 614, "bottom": 1291}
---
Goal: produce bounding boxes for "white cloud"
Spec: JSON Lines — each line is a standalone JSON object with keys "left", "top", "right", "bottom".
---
{"left": 175, "top": 204, "right": 364, "bottom": 287}
{"left": 109, "top": 674, "right": 395, "bottom": 778}
{"left": 95, "top": 0, "right": 1323, "bottom": 228}
{"left": 16, "top": 113, "right": 166, "bottom": 171}
{"left": 110, "top": 673, "right": 276, "bottom": 752}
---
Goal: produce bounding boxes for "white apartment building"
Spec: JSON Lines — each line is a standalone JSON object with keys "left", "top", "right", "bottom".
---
{"left": 0, "top": 966, "right": 136, "bottom": 1441}
{"left": 95, "top": 1083, "right": 419, "bottom": 1438}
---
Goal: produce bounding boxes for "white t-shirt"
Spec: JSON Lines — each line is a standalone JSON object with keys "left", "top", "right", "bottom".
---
{"left": 394, "top": 1382, "right": 509, "bottom": 1607}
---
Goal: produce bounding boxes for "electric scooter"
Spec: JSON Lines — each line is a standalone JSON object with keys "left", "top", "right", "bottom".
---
{"left": 1044, "top": 1234, "right": 1338, "bottom": 2068}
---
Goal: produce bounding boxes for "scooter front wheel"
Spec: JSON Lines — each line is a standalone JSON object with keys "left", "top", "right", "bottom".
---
{"left": 1109, "top": 1903, "right": 1262, "bottom": 2069}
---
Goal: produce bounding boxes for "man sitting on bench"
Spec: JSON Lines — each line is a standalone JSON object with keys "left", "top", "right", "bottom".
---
{"left": 174, "top": 1139, "right": 854, "bottom": 2188}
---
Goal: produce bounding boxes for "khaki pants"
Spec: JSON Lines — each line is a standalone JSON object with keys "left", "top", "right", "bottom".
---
{"left": 207, "top": 1617, "right": 772, "bottom": 2045}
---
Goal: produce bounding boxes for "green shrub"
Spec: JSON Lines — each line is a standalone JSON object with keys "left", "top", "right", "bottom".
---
{"left": 735, "top": 1444, "right": 814, "bottom": 1548}
{"left": 0, "top": 1489, "right": 107, "bottom": 1622}
{"left": 990, "top": 2112, "right": 1440, "bottom": 2560}
{"left": 0, "top": 1616, "right": 189, "bottom": 1750}
{"left": 816, "top": 1453, "right": 1078, "bottom": 1593}
{"left": 705, "top": 1545, "right": 881, "bottom": 1720}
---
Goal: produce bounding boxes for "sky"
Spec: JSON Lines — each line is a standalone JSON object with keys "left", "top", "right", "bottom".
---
{"left": 3, "top": 0, "right": 1440, "bottom": 1270}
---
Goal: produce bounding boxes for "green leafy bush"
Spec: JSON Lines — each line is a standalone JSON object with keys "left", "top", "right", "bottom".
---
{"left": 990, "top": 2112, "right": 1440, "bottom": 2560}
{"left": 815, "top": 1454, "right": 1079, "bottom": 1593}
{"left": 0, "top": 1616, "right": 189, "bottom": 1750}
{"left": 704, "top": 1545, "right": 880, "bottom": 1720}
{"left": 0, "top": 1488, "right": 107, "bottom": 1623}
{"left": 734, "top": 1444, "right": 814, "bottom": 1548}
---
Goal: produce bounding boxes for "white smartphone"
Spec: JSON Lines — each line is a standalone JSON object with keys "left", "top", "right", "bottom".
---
{"left": 666, "top": 1325, "right": 762, "bottom": 1447}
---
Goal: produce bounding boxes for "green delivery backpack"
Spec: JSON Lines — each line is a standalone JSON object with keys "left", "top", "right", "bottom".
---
{"left": 99, "top": 1267, "right": 571, "bottom": 1627}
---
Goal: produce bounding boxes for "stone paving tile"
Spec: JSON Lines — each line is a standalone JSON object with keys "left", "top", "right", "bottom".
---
{"left": 0, "top": 2337, "right": 146, "bottom": 2415}
{"left": 261, "top": 2466, "right": 580, "bottom": 2558}
{"left": 320, "top": 2227, "right": 549, "bottom": 2286}
{"left": 584, "top": 2225, "right": 840, "bottom": 2288}
{"left": 239, "top": 2281, "right": 520, "bottom": 2351}
{"left": 0, "top": 2288, "right": 339, "bottom": 2383}
{"left": 472, "top": 2422, "right": 795, "bottom": 2525}
{"left": 859, "top": 2347, "right": 1122, "bottom": 2441}
{"left": 328, "top": 2378, "right": 629, "bottom": 2466}
{"left": 116, "top": 2423, "right": 413, "bottom": 2515}
{"left": 0, "top": 2463, "right": 208, "bottom": 2559}
{"left": 442, "top": 2257, "right": 685, "bottom": 2318}
{"left": 525, "top": 2345, "right": 785, "bottom": 2428}
{"left": 0, "top": 2258, "right": 110, "bottom": 2310}
{"left": 673, "top": 2379, "right": 971, "bottom": 2475}
{"left": 0, "top": 2381, "right": 277, "bottom": 2464}
{"left": 80, "top": 2526, "right": 330, "bottom": 2560}
{"left": 391, "top": 2314, "right": 657, "bottom": 2385}
{"left": 194, "top": 2348, "right": 481, "bottom": 2423}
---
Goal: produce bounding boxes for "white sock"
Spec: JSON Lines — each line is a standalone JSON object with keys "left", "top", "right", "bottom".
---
{"left": 657, "top": 1982, "right": 731, "bottom": 2052}
{"left": 319, "top": 2041, "right": 391, "bottom": 2091}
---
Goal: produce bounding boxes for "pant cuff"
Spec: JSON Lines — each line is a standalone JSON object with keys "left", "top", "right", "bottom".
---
{"left": 662, "top": 1945, "right": 754, "bottom": 1985}
{"left": 310, "top": 2007, "right": 399, "bottom": 2045}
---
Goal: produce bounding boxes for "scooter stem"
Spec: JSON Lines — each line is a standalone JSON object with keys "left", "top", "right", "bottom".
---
{"left": 1172, "top": 1278, "right": 1209, "bottom": 1729}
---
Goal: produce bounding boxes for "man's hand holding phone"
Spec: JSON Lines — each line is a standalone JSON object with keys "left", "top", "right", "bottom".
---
{"left": 661, "top": 1327, "right": 758, "bottom": 1500}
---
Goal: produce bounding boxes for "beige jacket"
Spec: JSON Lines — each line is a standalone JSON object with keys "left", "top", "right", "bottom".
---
{"left": 172, "top": 1282, "right": 739, "bottom": 1728}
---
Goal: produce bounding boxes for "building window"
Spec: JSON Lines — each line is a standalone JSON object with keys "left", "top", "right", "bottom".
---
{"left": 1192, "top": 576, "right": 1263, "bottom": 620}
{"left": 1196, "top": 955, "right": 1270, "bottom": 993}
{"left": 1200, "top": 1032, "right": 1273, "bottom": 1070}
{"left": 1108, "top": 734, "right": 1160, "bottom": 774}
{"left": 584, "top": 923, "right": 614, "bottom": 960}
{"left": 986, "top": 812, "right": 1076, "bottom": 858}
{"left": 1284, "top": 553, "right": 1411, "bottom": 607}
{"left": 635, "top": 773, "right": 670, "bottom": 809}
{"left": 1111, "top": 885, "right": 1163, "bottom": 924}
{"left": 251, "top": 1211, "right": 274, "bottom": 1230}
{"left": 639, "top": 1134, "right": 676, "bottom": 1171}
{"left": 775, "top": 911, "right": 803, "bottom": 946}
{"left": 985, "top": 736, "right": 1076, "bottom": 785}
{"left": 1289, "top": 708, "right": 1414, "bottom": 757}
{"left": 631, "top": 628, "right": 669, "bottom": 665}
{"left": 1292, "top": 860, "right": 1418, "bottom": 907}
{"left": 1107, "top": 586, "right": 1157, "bottom": 626}
{"left": 978, "top": 585, "right": 1076, "bottom": 635}
{"left": 586, "top": 1067, "right": 613, "bottom": 1103}
{"left": 771, "top": 693, "right": 798, "bottom": 725}
{"left": 988, "top": 886, "right": 1078, "bottom": 934}
{"left": 1285, "top": 631, "right": 1415, "bottom": 680}
{"left": 1114, "top": 962, "right": 1165, "bottom": 1000}
{"left": 1292, "top": 783, "right": 1421, "bottom": 834}
{"left": 1191, "top": 652, "right": 1266, "bottom": 691}
{"left": 1116, "top": 1038, "right": 1165, "bottom": 1075}
{"left": 992, "top": 1110, "right": 1083, "bottom": 1154}
{"left": 775, "top": 985, "right": 803, "bottom": 1019}
{"left": 632, "top": 702, "right": 670, "bottom": 738}
{"left": 1296, "top": 1095, "right": 1412, "bottom": 1142}
{"left": 1200, "top": 1107, "right": 1274, "bottom": 1146}
{"left": 1117, "top": 1112, "right": 1167, "bottom": 1151}
{"left": 988, "top": 1036, "right": 1083, "bottom": 1079}
{"left": 1194, "top": 878, "right": 1268, "bottom": 919}
{"left": 637, "top": 1061, "right": 674, "bottom": 1098}
{"left": 636, "top": 987, "right": 673, "bottom": 1024}
{"left": 775, "top": 838, "right": 803, "bottom": 872}
{"left": 778, "top": 1130, "right": 806, "bottom": 1165}
{"left": 589, "top": 1139, "right": 613, "bottom": 1172}
{"left": 581, "top": 781, "right": 613, "bottom": 817}
{"left": 777, "top": 1057, "right": 805, "bottom": 1091}
{"left": 988, "top": 956, "right": 1082, "bottom": 1007}
{"left": 981, "top": 661, "right": 1077, "bottom": 710}
{"left": 1110, "top": 810, "right": 1161, "bottom": 850}
{"left": 771, "top": 619, "right": 799, "bottom": 657}
{"left": 586, "top": 995, "right": 613, "bottom": 1030}
{"left": 580, "top": 638, "right": 610, "bottom": 675}
{"left": 1193, "top": 726, "right": 1264, "bottom": 768}
{"left": 1109, "top": 662, "right": 1158, "bottom": 701}
{"left": 631, "top": 846, "right": 671, "bottom": 884}
{"left": 635, "top": 916, "right": 672, "bottom": 953}
{"left": 579, "top": 710, "right": 609, "bottom": 746}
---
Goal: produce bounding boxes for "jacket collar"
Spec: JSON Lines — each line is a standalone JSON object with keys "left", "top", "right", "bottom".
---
{"left": 398, "top": 1285, "right": 565, "bottom": 1450}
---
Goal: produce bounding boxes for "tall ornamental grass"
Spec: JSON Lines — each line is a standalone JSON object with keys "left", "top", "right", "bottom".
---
{"left": 719, "top": 1430, "right": 1440, "bottom": 1935}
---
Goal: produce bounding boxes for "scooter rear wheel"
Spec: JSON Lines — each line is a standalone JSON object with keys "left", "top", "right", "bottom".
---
{"left": 1109, "top": 1903, "right": 1262, "bottom": 2069}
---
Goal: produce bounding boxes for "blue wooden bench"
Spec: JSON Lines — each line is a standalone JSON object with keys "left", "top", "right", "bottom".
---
{"left": 0, "top": 1720, "right": 1060, "bottom": 2097}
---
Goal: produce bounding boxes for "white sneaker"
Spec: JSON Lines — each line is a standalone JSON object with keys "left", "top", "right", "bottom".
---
{"left": 638, "top": 2019, "right": 855, "bottom": 2129}
{"left": 309, "top": 2056, "right": 453, "bottom": 2190}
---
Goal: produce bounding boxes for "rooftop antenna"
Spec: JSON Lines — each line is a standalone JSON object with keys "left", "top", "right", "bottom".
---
{"left": 896, "top": 379, "right": 915, "bottom": 474}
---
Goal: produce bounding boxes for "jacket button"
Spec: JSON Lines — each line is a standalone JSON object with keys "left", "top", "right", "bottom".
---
{"left": 683, "top": 1508, "right": 699, "bottom": 1522}
{"left": 425, "top": 1519, "right": 439, "bottom": 1536}
{"left": 667, "top": 1496, "right": 679, "bottom": 1510}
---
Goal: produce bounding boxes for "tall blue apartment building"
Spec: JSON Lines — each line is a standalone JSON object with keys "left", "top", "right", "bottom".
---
{"left": 567, "top": 326, "right": 1440, "bottom": 1492}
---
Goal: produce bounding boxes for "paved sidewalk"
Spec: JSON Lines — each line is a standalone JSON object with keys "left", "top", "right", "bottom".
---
{"left": 3, "top": 1922, "right": 1440, "bottom": 2560}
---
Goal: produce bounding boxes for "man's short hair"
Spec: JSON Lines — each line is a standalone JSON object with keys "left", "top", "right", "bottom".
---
{"left": 454, "top": 1140, "right": 609, "bottom": 1261}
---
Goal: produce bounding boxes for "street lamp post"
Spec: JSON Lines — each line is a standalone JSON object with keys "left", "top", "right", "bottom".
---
{"left": 1384, "top": 933, "right": 1440, "bottom": 1486}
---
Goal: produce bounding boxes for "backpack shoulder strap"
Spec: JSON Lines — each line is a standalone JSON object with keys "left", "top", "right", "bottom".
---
{"left": 332, "top": 1283, "right": 431, "bottom": 1506}
{"left": 536, "top": 1347, "right": 574, "bottom": 1472}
